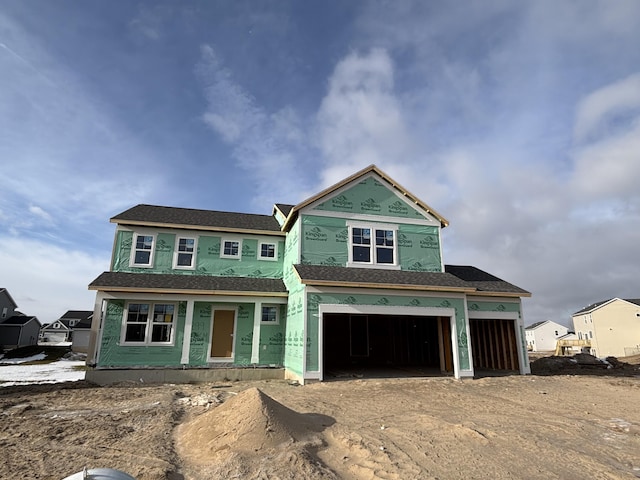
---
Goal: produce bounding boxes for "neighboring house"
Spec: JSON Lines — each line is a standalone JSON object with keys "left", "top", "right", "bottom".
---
{"left": 40, "top": 310, "right": 93, "bottom": 345}
{"left": 0, "top": 288, "right": 18, "bottom": 323}
{"left": 71, "top": 314, "right": 94, "bottom": 353}
{"left": 525, "top": 320, "right": 569, "bottom": 352}
{"left": 86, "top": 165, "right": 531, "bottom": 384}
{"left": 0, "top": 288, "right": 41, "bottom": 350}
{"left": 572, "top": 298, "right": 640, "bottom": 358}
{"left": 0, "top": 314, "right": 42, "bottom": 350}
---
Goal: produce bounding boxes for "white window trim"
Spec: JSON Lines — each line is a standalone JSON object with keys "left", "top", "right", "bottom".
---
{"left": 346, "top": 221, "right": 400, "bottom": 270}
{"left": 260, "top": 304, "right": 280, "bottom": 325}
{"left": 173, "top": 236, "right": 198, "bottom": 270}
{"left": 258, "top": 240, "right": 278, "bottom": 261}
{"left": 130, "top": 233, "right": 156, "bottom": 268}
{"left": 220, "top": 237, "right": 242, "bottom": 259}
{"left": 120, "top": 302, "right": 177, "bottom": 346}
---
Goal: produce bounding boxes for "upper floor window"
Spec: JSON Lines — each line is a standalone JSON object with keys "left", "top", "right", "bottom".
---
{"left": 132, "top": 234, "right": 155, "bottom": 267}
{"left": 174, "top": 237, "right": 196, "bottom": 269}
{"left": 122, "top": 302, "right": 175, "bottom": 345}
{"left": 221, "top": 239, "right": 241, "bottom": 259}
{"left": 259, "top": 241, "right": 277, "bottom": 261}
{"left": 348, "top": 222, "right": 398, "bottom": 268}
{"left": 1, "top": 307, "right": 7, "bottom": 318}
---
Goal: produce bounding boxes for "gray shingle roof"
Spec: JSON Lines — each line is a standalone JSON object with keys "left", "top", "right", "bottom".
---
{"left": 89, "top": 272, "right": 288, "bottom": 294}
{"left": 111, "top": 204, "right": 283, "bottom": 233}
{"left": 573, "top": 298, "right": 640, "bottom": 315}
{"left": 0, "top": 315, "right": 39, "bottom": 326}
{"left": 294, "top": 264, "right": 530, "bottom": 296}
{"left": 60, "top": 310, "right": 93, "bottom": 321}
{"left": 274, "top": 204, "right": 294, "bottom": 217}
{"left": 444, "top": 265, "right": 530, "bottom": 295}
{"left": 294, "top": 265, "right": 471, "bottom": 291}
{"left": 525, "top": 320, "right": 548, "bottom": 330}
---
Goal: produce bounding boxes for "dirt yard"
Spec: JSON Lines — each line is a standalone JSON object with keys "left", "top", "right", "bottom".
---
{"left": 1, "top": 357, "right": 639, "bottom": 480}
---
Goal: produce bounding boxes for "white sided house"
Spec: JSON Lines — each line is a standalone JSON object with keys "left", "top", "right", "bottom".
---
{"left": 525, "top": 320, "right": 569, "bottom": 352}
{"left": 572, "top": 298, "right": 640, "bottom": 358}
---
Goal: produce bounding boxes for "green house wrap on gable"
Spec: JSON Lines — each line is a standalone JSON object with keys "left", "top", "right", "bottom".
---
{"left": 312, "top": 176, "right": 428, "bottom": 220}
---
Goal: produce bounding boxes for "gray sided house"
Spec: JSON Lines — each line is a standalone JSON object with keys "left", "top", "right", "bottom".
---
{"left": 0, "top": 288, "right": 41, "bottom": 350}
{"left": 0, "top": 288, "right": 18, "bottom": 322}
{"left": 0, "top": 315, "right": 41, "bottom": 350}
{"left": 86, "top": 165, "right": 531, "bottom": 384}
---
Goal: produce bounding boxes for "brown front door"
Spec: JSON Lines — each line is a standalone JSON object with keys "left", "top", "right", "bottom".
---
{"left": 210, "top": 310, "right": 235, "bottom": 359}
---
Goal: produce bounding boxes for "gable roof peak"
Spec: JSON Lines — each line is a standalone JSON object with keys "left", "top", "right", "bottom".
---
{"left": 282, "top": 164, "right": 449, "bottom": 231}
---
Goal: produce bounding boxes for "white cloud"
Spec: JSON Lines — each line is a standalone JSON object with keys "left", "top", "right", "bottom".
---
{"left": 316, "top": 49, "right": 413, "bottom": 187}
{"left": 574, "top": 72, "right": 640, "bottom": 142}
{"left": 28, "top": 205, "right": 52, "bottom": 223}
{"left": 0, "top": 235, "right": 109, "bottom": 324}
{"left": 571, "top": 74, "right": 640, "bottom": 199}
{"left": 197, "top": 44, "right": 315, "bottom": 207}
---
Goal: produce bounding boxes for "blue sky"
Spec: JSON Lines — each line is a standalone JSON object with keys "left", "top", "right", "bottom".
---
{"left": 1, "top": 1, "right": 639, "bottom": 326}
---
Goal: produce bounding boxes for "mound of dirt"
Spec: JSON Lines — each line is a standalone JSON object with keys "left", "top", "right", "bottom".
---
{"left": 530, "top": 353, "right": 640, "bottom": 375}
{"left": 174, "top": 387, "right": 336, "bottom": 478}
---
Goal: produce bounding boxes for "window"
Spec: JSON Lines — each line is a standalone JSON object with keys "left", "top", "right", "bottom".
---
{"left": 261, "top": 305, "right": 279, "bottom": 324}
{"left": 589, "top": 331, "right": 593, "bottom": 339}
{"left": 174, "top": 237, "right": 196, "bottom": 269}
{"left": 122, "top": 302, "right": 175, "bottom": 345}
{"left": 259, "top": 241, "right": 277, "bottom": 261}
{"left": 352, "top": 227, "right": 371, "bottom": 262}
{"left": 1, "top": 307, "right": 7, "bottom": 318}
{"left": 221, "top": 239, "right": 241, "bottom": 259}
{"left": 375, "top": 229, "right": 395, "bottom": 264}
{"left": 348, "top": 223, "right": 398, "bottom": 267}
{"left": 132, "top": 234, "right": 155, "bottom": 266}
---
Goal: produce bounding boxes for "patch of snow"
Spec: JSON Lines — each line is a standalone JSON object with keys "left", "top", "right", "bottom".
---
{"left": 0, "top": 353, "right": 47, "bottom": 364}
{"left": 0, "top": 360, "right": 85, "bottom": 386}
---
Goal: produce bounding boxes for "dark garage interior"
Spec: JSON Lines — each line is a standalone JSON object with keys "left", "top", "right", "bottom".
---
{"left": 322, "top": 313, "right": 453, "bottom": 378}
{"left": 469, "top": 318, "right": 520, "bottom": 372}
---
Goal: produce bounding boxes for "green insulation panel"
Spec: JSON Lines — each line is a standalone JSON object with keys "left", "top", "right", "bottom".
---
{"left": 397, "top": 224, "right": 442, "bottom": 271}
{"left": 111, "top": 230, "right": 284, "bottom": 278}
{"left": 97, "top": 300, "right": 186, "bottom": 367}
{"left": 468, "top": 300, "right": 521, "bottom": 314}
{"left": 282, "top": 218, "right": 301, "bottom": 290}
{"left": 305, "top": 293, "right": 470, "bottom": 372}
{"left": 257, "top": 304, "right": 286, "bottom": 366}
{"left": 300, "top": 215, "right": 348, "bottom": 266}
{"left": 312, "top": 176, "right": 428, "bottom": 220}
{"left": 299, "top": 215, "right": 442, "bottom": 271}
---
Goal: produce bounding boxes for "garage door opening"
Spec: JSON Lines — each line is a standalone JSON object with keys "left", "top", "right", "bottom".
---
{"left": 322, "top": 313, "right": 453, "bottom": 379}
{"left": 469, "top": 318, "right": 520, "bottom": 375}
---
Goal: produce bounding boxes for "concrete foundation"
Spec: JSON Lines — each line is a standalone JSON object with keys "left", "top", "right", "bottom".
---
{"left": 85, "top": 367, "right": 285, "bottom": 385}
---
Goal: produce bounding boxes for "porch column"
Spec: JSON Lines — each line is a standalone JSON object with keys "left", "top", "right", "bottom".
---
{"left": 87, "top": 292, "right": 106, "bottom": 366}
{"left": 180, "top": 300, "right": 195, "bottom": 365}
{"left": 251, "top": 302, "right": 262, "bottom": 364}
